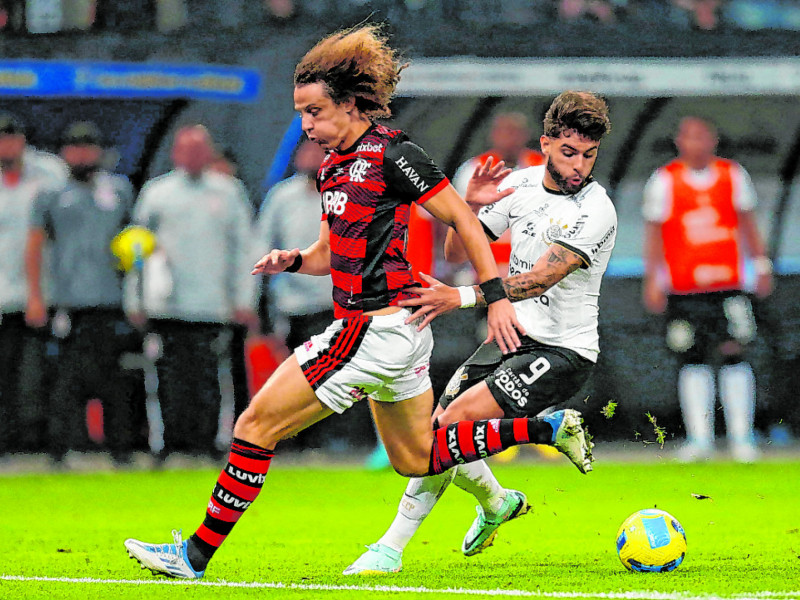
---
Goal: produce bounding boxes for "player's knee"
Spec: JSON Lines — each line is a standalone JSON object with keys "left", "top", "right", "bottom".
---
{"left": 233, "top": 406, "right": 282, "bottom": 449}
{"left": 388, "top": 453, "right": 430, "bottom": 478}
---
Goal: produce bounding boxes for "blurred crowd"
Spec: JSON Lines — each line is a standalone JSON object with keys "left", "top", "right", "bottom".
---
{"left": 1, "top": 0, "right": 799, "bottom": 34}
{"left": 0, "top": 114, "right": 337, "bottom": 467}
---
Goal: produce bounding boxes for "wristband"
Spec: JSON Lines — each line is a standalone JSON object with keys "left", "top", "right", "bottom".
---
{"left": 457, "top": 285, "right": 477, "bottom": 308}
{"left": 284, "top": 254, "right": 303, "bottom": 273}
{"left": 479, "top": 277, "right": 507, "bottom": 304}
{"left": 753, "top": 256, "right": 773, "bottom": 276}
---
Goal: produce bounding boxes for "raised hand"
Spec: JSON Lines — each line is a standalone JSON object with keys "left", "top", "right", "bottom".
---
{"left": 464, "top": 157, "right": 514, "bottom": 211}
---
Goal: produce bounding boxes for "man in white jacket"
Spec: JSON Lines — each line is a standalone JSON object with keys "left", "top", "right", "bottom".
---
{"left": 127, "top": 125, "right": 257, "bottom": 460}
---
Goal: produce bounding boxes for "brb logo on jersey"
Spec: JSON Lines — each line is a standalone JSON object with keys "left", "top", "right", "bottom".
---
{"left": 349, "top": 158, "right": 369, "bottom": 183}
{"left": 323, "top": 190, "right": 348, "bottom": 215}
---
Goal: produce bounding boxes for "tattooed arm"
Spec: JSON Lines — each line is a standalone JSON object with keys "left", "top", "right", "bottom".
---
{"left": 399, "top": 243, "right": 586, "bottom": 328}
{"left": 477, "top": 243, "right": 586, "bottom": 306}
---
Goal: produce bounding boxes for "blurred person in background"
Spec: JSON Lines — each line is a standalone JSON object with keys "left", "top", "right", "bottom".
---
{"left": 126, "top": 124, "right": 256, "bottom": 461}
{"left": 642, "top": 116, "right": 773, "bottom": 463}
{"left": 255, "top": 139, "right": 332, "bottom": 353}
{"left": 671, "top": 0, "right": 722, "bottom": 30}
{"left": 0, "top": 112, "right": 67, "bottom": 458}
{"left": 558, "top": 0, "right": 620, "bottom": 23}
{"left": 452, "top": 112, "right": 544, "bottom": 279}
{"left": 209, "top": 145, "right": 258, "bottom": 424}
{"left": 25, "top": 121, "right": 138, "bottom": 466}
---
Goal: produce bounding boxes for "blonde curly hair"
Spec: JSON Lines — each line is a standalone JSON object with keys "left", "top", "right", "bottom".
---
{"left": 294, "top": 23, "right": 404, "bottom": 120}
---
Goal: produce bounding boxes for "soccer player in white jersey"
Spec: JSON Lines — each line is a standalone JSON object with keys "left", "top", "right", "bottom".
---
{"left": 345, "top": 90, "right": 616, "bottom": 575}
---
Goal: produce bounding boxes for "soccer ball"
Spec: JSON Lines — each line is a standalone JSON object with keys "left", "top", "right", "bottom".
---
{"left": 616, "top": 508, "right": 687, "bottom": 572}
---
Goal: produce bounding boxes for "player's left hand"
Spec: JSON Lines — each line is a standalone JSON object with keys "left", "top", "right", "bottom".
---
{"left": 464, "top": 157, "right": 514, "bottom": 211}
{"left": 398, "top": 273, "right": 462, "bottom": 330}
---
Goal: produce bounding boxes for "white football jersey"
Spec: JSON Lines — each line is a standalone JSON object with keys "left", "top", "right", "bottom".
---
{"left": 478, "top": 165, "right": 617, "bottom": 362}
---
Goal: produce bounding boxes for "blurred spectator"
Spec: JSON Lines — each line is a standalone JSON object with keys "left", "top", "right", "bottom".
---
{"left": 60, "top": 0, "right": 95, "bottom": 31}
{"left": 451, "top": 112, "right": 544, "bottom": 279}
{"left": 0, "top": 0, "right": 25, "bottom": 32}
{"left": 126, "top": 124, "right": 256, "bottom": 460}
{"left": 209, "top": 144, "right": 257, "bottom": 422}
{"left": 642, "top": 116, "right": 773, "bottom": 463}
{"left": 671, "top": 0, "right": 723, "bottom": 30}
{"left": 25, "top": 0, "right": 62, "bottom": 33}
{"left": 210, "top": 146, "right": 258, "bottom": 214}
{"left": 264, "top": 0, "right": 295, "bottom": 21}
{"left": 0, "top": 112, "right": 67, "bottom": 457}
{"left": 558, "top": 0, "right": 619, "bottom": 23}
{"left": 154, "top": 0, "right": 187, "bottom": 32}
{"left": 255, "top": 139, "right": 332, "bottom": 354}
{"left": 725, "top": 0, "right": 800, "bottom": 30}
{"left": 25, "top": 121, "right": 138, "bottom": 465}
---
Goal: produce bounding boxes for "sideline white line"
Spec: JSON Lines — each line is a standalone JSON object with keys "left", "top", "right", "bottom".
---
{"left": 1, "top": 576, "right": 799, "bottom": 599}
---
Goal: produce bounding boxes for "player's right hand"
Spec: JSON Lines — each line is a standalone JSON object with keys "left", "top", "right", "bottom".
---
{"left": 464, "top": 157, "right": 514, "bottom": 211}
{"left": 252, "top": 248, "right": 301, "bottom": 275}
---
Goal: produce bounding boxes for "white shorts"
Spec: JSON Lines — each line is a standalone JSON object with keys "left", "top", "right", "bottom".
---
{"left": 294, "top": 308, "right": 434, "bottom": 413}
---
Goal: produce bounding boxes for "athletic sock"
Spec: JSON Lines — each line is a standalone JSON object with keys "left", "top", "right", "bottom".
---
{"left": 376, "top": 470, "right": 456, "bottom": 553}
{"left": 718, "top": 361, "right": 756, "bottom": 445}
{"left": 452, "top": 461, "right": 505, "bottom": 516}
{"left": 678, "top": 364, "right": 716, "bottom": 448}
{"left": 427, "top": 417, "right": 553, "bottom": 475}
{"left": 187, "top": 438, "right": 274, "bottom": 570}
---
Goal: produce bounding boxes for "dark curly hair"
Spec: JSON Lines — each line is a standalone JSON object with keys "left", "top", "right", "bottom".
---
{"left": 543, "top": 91, "right": 612, "bottom": 142}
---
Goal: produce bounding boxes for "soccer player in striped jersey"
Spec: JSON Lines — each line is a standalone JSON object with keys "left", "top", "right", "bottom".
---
{"left": 123, "top": 25, "right": 588, "bottom": 579}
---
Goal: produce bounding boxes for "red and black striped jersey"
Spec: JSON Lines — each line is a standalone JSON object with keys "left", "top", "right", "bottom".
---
{"left": 317, "top": 124, "right": 448, "bottom": 318}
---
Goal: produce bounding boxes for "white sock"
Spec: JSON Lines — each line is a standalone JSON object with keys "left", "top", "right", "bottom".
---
{"left": 719, "top": 361, "right": 756, "bottom": 445}
{"left": 678, "top": 364, "right": 715, "bottom": 447}
{"left": 377, "top": 469, "right": 456, "bottom": 553}
{"left": 452, "top": 460, "right": 506, "bottom": 516}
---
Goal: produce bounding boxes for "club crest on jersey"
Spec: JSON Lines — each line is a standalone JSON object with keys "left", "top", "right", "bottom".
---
{"left": 542, "top": 218, "right": 569, "bottom": 244}
{"left": 349, "top": 158, "right": 369, "bottom": 183}
{"left": 394, "top": 156, "right": 430, "bottom": 193}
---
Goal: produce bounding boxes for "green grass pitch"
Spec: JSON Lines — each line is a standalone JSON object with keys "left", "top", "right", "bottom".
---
{"left": 1, "top": 454, "right": 798, "bottom": 599}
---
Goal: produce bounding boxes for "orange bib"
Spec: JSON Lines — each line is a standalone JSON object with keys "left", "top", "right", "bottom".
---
{"left": 660, "top": 159, "right": 742, "bottom": 294}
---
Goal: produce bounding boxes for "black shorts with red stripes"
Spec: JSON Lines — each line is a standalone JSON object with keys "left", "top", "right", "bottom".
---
{"left": 438, "top": 337, "right": 594, "bottom": 419}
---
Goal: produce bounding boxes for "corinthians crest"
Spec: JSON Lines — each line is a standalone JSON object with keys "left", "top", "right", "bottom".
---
{"left": 542, "top": 217, "right": 569, "bottom": 243}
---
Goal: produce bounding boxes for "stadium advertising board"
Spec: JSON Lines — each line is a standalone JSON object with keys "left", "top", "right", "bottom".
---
{"left": 0, "top": 60, "right": 260, "bottom": 101}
